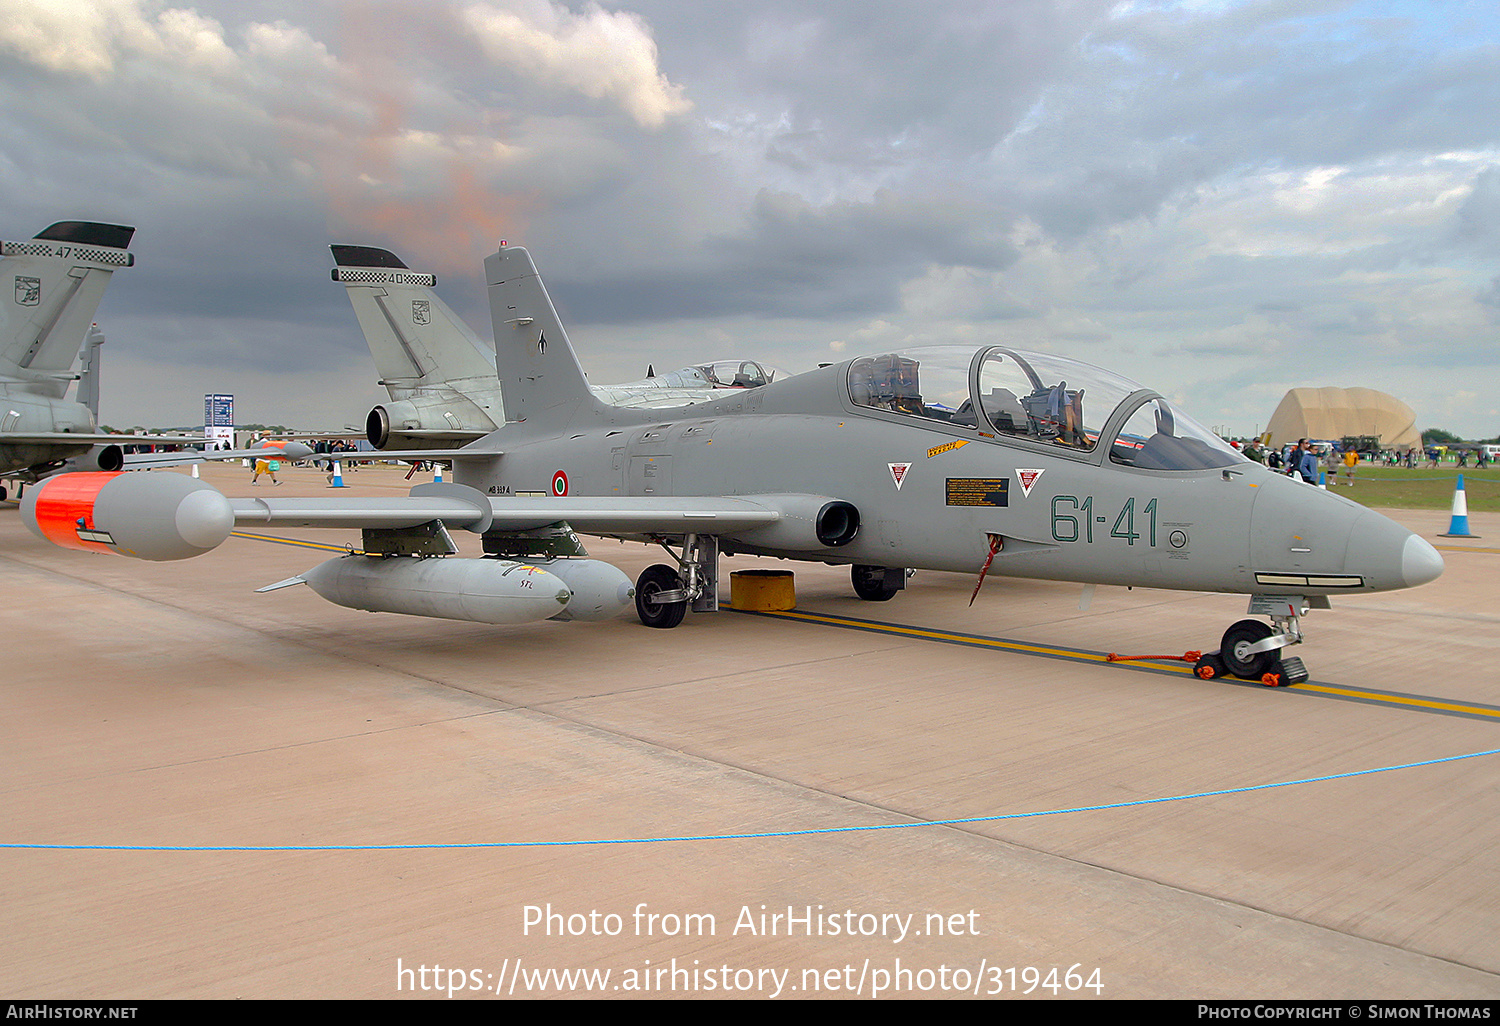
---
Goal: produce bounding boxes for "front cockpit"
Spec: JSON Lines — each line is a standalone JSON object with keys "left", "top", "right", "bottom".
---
{"left": 846, "top": 345, "right": 1245, "bottom": 471}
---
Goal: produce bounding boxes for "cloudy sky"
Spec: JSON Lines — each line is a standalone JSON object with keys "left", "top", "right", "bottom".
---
{"left": 2, "top": 0, "right": 1498, "bottom": 437}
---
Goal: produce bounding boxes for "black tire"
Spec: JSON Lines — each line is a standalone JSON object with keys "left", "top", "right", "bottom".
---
{"left": 851, "top": 564, "right": 900, "bottom": 601}
{"left": 1220, "top": 619, "right": 1276, "bottom": 679}
{"left": 636, "top": 564, "right": 688, "bottom": 629}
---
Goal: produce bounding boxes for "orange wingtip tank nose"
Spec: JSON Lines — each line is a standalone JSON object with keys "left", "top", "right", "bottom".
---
{"left": 23, "top": 471, "right": 235, "bottom": 560}
{"left": 23, "top": 472, "right": 123, "bottom": 553}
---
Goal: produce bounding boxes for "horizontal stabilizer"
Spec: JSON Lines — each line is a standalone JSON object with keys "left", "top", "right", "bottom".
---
{"left": 34, "top": 221, "right": 135, "bottom": 250}
{"left": 330, "top": 245, "right": 407, "bottom": 269}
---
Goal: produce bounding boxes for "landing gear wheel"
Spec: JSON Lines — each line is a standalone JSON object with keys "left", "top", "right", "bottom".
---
{"left": 1220, "top": 619, "right": 1276, "bottom": 679}
{"left": 636, "top": 564, "right": 688, "bottom": 629}
{"left": 852, "top": 564, "right": 899, "bottom": 601}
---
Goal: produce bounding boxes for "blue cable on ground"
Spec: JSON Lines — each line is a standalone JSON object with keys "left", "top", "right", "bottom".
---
{"left": 5, "top": 747, "right": 1496, "bottom": 852}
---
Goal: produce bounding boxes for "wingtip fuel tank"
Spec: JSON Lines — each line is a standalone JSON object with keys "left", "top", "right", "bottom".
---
{"left": 22, "top": 471, "right": 234, "bottom": 561}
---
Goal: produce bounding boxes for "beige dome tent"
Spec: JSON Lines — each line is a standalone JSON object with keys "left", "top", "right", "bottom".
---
{"left": 1265, "top": 387, "right": 1420, "bottom": 450}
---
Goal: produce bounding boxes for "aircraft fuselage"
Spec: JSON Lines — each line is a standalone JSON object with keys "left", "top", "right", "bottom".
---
{"left": 456, "top": 362, "right": 1431, "bottom": 598}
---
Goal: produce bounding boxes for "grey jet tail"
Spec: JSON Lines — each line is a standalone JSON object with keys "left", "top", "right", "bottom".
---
{"left": 1, "top": 222, "right": 134, "bottom": 400}
{"left": 330, "top": 244, "right": 503, "bottom": 448}
{"left": 484, "top": 244, "right": 611, "bottom": 431}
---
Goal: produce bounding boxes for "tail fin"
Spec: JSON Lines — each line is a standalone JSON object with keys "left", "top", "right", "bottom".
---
{"left": 330, "top": 245, "right": 500, "bottom": 400}
{"left": 2, "top": 222, "right": 133, "bottom": 399}
{"left": 485, "top": 245, "right": 606, "bottom": 427}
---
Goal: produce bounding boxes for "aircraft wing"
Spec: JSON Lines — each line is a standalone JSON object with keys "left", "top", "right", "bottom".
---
{"left": 23, "top": 473, "right": 853, "bottom": 561}
{"left": 229, "top": 493, "right": 783, "bottom": 534}
{"left": 309, "top": 448, "right": 505, "bottom": 463}
{"left": 0, "top": 432, "right": 205, "bottom": 448}
{"left": 124, "top": 447, "right": 293, "bottom": 469}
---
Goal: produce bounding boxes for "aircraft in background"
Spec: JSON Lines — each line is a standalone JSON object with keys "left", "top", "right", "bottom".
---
{"left": 0, "top": 221, "right": 210, "bottom": 497}
{"left": 25, "top": 243, "right": 1444, "bottom": 685}
{"left": 330, "top": 245, "right": 783, "bottom": 452}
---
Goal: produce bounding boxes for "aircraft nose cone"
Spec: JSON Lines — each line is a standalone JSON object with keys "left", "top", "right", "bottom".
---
{"left": 1401, "top": 534, "right": 1444, "bottom": 588}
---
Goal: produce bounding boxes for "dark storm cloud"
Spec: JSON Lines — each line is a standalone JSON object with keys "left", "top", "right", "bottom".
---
{"left": 546, "top": 187, "right": 1019, "bottom": 323}
{"left": 992, "top": 1, "right": 1500, "bottom": 238}
{"left": 2, "top": 1, "right": 1499, "bottom": 434}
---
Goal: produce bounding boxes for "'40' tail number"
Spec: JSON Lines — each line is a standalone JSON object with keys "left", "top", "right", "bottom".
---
{"left": 1051, "top": 495, "right": 1158, "bottom": 545}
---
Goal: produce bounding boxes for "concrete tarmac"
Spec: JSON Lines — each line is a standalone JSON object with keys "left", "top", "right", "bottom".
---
{"left": 2, "top": 462, "right": 1498, "bottom": 999}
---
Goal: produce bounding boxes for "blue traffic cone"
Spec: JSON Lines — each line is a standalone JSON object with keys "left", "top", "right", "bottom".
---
{"left": 329, "top": 460, "right": 346, "bottom": 488}
{"left": 434, "top": 463, "right": 444, "bottom": 483}
{"left": 1439, "top": 474, "right": 1478, "bottom": 538}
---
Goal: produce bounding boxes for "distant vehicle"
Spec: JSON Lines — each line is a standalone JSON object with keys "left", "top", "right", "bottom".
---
{"left": 1340, "top": 435, "right": 1381, "bottom": 455}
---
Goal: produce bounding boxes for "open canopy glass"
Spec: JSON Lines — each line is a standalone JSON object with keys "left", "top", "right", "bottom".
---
{"left": 847, "top": 345, "right": 1244, "bottom": 471}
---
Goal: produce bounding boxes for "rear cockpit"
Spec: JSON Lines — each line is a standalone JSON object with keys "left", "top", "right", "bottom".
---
{"left": 846, "top": 345, "right": 1245, "bottom": 471}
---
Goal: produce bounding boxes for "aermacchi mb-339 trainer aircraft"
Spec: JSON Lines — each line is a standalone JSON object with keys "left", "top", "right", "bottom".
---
{"left": 24, "top": 243, "right": 1444, "bottom": 686}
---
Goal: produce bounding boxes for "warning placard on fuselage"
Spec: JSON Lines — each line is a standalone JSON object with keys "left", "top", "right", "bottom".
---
{"left": 946, "top": 478, "right": 1009, "bottom": 507}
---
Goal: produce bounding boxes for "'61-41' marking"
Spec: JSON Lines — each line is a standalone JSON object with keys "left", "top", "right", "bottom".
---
{"left": 1051, "top": 495, "right": 1158, "bottom": 546}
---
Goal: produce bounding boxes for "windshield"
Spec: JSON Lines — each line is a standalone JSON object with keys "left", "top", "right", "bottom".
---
{"left": 847, "top": 346, "right": 1139, "bottom": 454}
{"left": 846, "top": 344, "right": 1245, "bottom": 469}
{"left": 1108, "top": 397, "right": 1245, "bottom": 470}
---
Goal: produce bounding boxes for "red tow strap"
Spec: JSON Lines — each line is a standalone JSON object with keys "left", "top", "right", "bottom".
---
{"left": 968, "top": 534, "right": 1003, "bottom": 607}
{"left": 1106, "top": 651, "right": 1203, "bottom": 664}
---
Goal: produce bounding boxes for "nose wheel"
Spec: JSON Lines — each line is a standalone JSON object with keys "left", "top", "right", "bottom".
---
{"left": 1193, "top": 599, "right": 1314, "bottom": 687}
{"left": 1220, "top": 619, "right": 1276, "bottom": 678}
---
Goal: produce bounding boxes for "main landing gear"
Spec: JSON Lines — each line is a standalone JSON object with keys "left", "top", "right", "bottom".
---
{"left": 1192, "top": 596, "right": 1317, "bottom": 687}
{"left": 634, "top": 533, "right": 719, "bottom": 629}
{"left": 851, "top": 564, "right": 905, "bottom": 601}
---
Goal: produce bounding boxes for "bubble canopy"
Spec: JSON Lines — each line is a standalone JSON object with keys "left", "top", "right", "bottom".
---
{"left": 846, "top": 345, "right": 1244, "bottom": 471}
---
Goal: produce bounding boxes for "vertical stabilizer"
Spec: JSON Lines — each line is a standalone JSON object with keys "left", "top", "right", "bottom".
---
{"left": 330, "top": 245, "right": 498, "bottom": 401}
{"left": 332, "top": 245, "right": 504, "bottom": 447}
{"left": 1, "top": 222, "right": 133, "bottom": 399}
{"left": 485, "top": 245, "right": 606, "bottom": 428}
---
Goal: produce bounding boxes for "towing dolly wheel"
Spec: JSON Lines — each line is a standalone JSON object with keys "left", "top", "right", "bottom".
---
{"left": 1220, "top": 619, "right": 1276, "bottom": 679}
{"left": 636, "top": 564, "right": 688, "bottom": 629}
{"left": 852, "top": 564, "right": 900, "bottom": 601}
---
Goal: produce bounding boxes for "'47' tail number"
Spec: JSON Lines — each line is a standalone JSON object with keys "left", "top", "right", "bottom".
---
{"left": 1051, "top": 495, "right": 1158, "bottom": 546}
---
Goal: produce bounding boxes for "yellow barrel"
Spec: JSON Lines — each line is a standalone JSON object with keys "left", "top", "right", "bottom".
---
{"left": 729, "top": 569, "right": 796, "bottom": 611}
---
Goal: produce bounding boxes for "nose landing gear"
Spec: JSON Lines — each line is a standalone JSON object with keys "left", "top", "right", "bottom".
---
{"left": 1193, "top": 596, "right": 1318, "bottom": 687}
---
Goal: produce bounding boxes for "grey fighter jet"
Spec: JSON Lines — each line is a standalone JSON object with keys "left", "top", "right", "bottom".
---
{"left": 23, "top": 243, "right": 1444, "bottom": 685}
{"left": 0, "top": 221, "right": 204, "bottom": 495}
{"left": 331, "top": 245, "right": 780, "bottom": 454}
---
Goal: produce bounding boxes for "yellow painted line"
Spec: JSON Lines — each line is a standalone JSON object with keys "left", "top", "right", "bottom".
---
{"left": 1295, "top": 683, "right": 1500, "bottom": 719}
{"left": 231, "top": 532, "right": 1500, "bottom": 723}
{"left": 739, "top": 608, "right": 1500, "bottom": 722}
{"left": 230, "top": 531, "right": 360, "bottom": 554}
{"left": 749, "top": 608, "right": 1195, "bottom": 675}
{"left": 1435, "top": 545, "right": 1500, "bottom": 554}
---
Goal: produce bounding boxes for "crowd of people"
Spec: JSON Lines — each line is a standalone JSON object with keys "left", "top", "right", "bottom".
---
{"left": 1233, "top": 437, "right": 1493, "bottom": 486}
